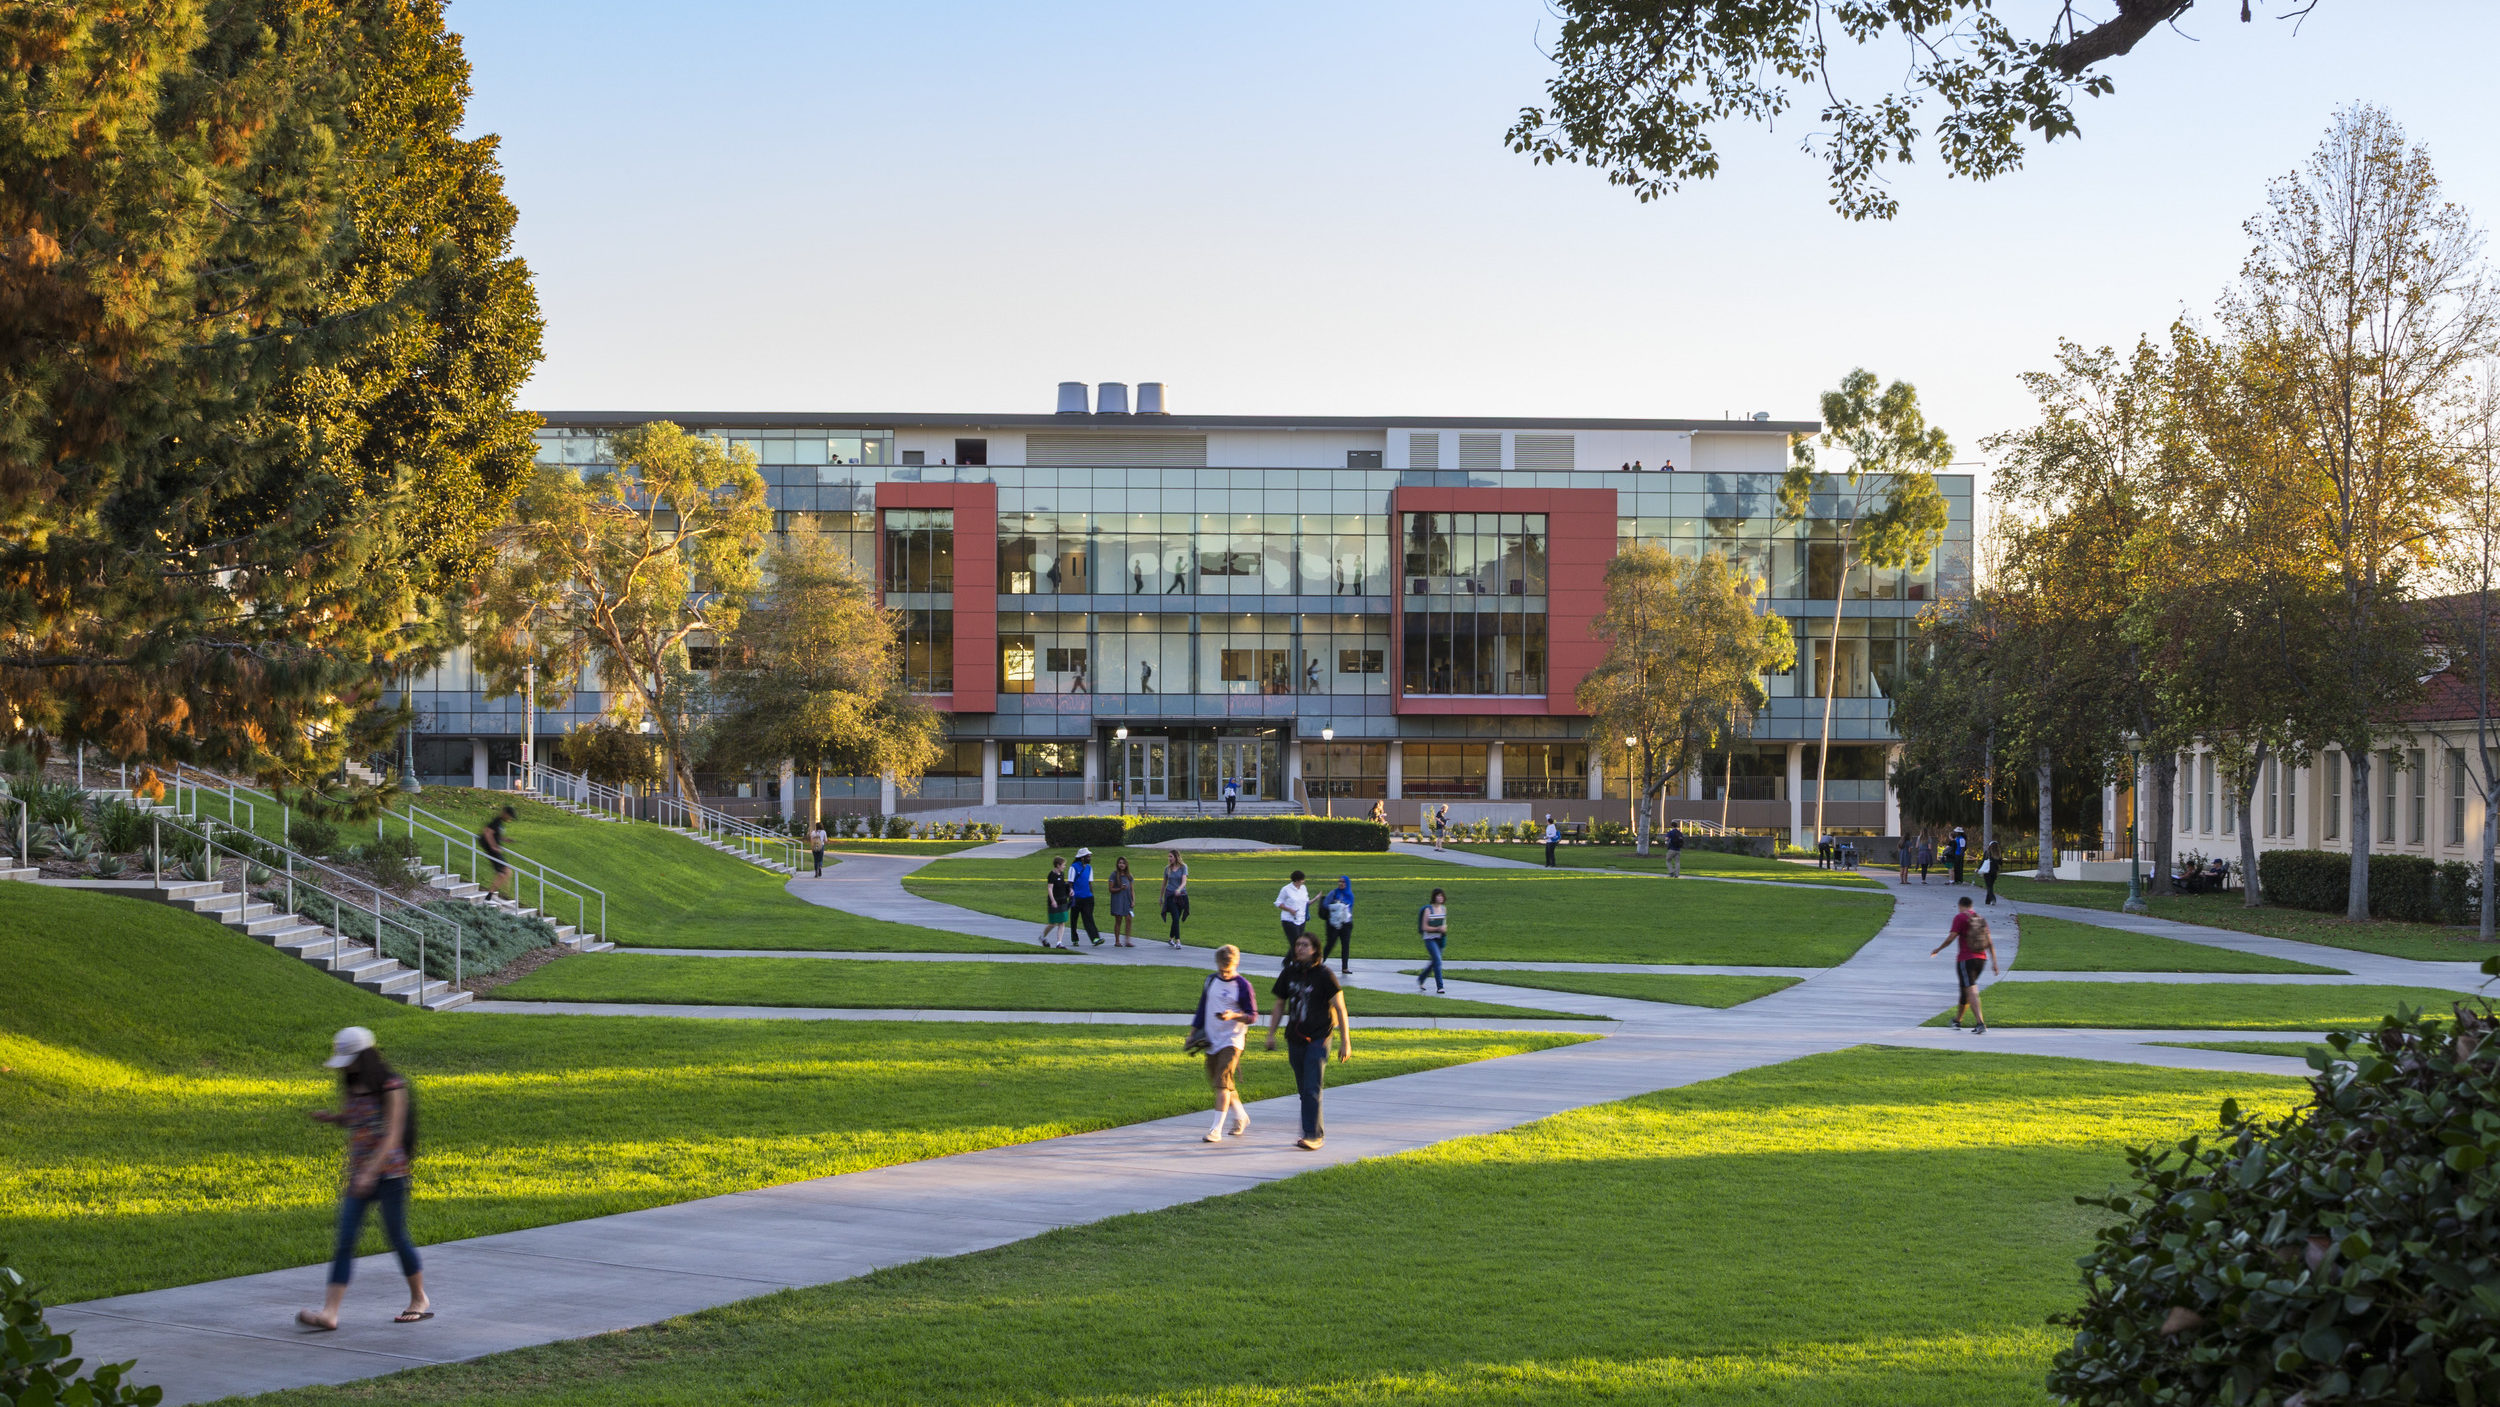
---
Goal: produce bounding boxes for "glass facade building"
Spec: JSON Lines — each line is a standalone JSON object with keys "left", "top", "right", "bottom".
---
{"left": 398, "top": 406, "right": 1972, "bottom": 838}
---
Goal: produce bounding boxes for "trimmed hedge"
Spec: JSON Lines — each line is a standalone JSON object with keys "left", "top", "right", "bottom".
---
{"left": 1038, "top": 815, "right": 1390, "bottom": 852}
{"left": 2255, "top": 848, "right": 2477, "bottom": 925}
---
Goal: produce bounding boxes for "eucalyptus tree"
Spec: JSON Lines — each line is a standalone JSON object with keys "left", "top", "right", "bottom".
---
{"left": 1779, "top": 369, "right": 1951, "bottom": 848}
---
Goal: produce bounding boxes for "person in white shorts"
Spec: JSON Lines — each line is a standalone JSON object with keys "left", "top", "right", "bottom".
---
{"left": 1188, "top": 945, "right": 1260, "bottom": 1141}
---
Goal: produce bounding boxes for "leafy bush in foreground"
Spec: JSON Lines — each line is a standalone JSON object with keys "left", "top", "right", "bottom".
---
{"left": 2049, "top": 974, "right": 2500, "bottom": 1405}
{"left": 1, "top": 1252, "right": 159, "bottom": 1406}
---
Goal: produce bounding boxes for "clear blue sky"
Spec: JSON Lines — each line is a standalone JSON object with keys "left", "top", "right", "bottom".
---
{"left": 456, "top": 1, "right": 2500, "bottom": 474}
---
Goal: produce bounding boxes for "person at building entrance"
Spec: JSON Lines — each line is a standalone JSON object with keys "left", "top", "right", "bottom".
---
{"left": 1224, "top": 777, "right": 1239, "bottom": 814}
{"left": 1542, "top": 814, "right": 1559, "bottom": 867}
{"left": 1069, "top": 847, "right": 1104, "bottom": 946}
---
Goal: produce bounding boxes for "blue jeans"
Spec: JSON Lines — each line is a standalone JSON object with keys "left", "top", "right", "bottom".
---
{"left": 1419, "top": 937, "right": 1446, "bottom": 988}
{"left": 1286, "top": 1035, "right": 1328, "bottom": 1140}
{"left": 329, "top": 1176, "right": 421, "bottom": 1286}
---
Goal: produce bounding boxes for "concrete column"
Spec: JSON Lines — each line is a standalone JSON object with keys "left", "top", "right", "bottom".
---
{"left": 1082, "top": 737, "right": 1101, "bottom": 804}
{"left": 1586, "top": 752, "right": 1604, "bottom": 801}
{"left": 1785, "top": 743, "right": 1805, "bottom": 847}
{"left": 1286, "top": 739, "right": 1304, "bottom": 805}
{"left": 1386, "top": 740, "right": 1404, "bottom": 800}
{"left": 779, "top": 760, "right": 796, "bottom": 821}
{"left": 981, "top": 740, "right": 1000, "bottom": 808}
{"left": 1687, "top": 766, "right": 1702, "bottom": 801}
{"left": 1884, "top": 745, "right": 1902, "bottom": 837}
{"left": 879, "top": 771, "right": 898, "bottom": 816}
{"left": 2102, "top": 783, "right": 2120, "bottom": 852}
{"left": 1486, "top": 741, "right": 1503, "bottom": 800}
{"left": 470, "top": 738, "right": 488, "bottom": 790}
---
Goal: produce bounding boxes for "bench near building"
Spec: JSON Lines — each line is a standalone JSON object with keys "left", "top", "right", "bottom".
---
{"left": 399, "top": 384, "right": 1974, "bottom": 843}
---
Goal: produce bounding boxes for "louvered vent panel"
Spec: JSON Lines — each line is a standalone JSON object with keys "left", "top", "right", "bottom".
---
{"left": 1457, "top": 433, "right": 1502, "bottom": 471}
{"left": 1407, "top": 432, "right": 1440, "bottom": 469}
{"left": 1024, "top": 433, "right": 1209, "bottom": 467}
{"left": 1514, "top": 433, "right": 1575, "bottom": 471}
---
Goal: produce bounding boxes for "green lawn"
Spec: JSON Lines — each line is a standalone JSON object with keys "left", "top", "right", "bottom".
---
{"left": 1431, "top": 968, "right": 1800, "bottom": 1008}
{"left": 1446, "top": 843, "right": 1881, "bottom": 887}
{"left": 0, "top": 886, "right": 1583, "bottom": 1302}
{"left": 906, "top": 847, "right": 1894, "bottom": 966}
{"left": 1997, "top": 875, "right": 2499, "bottom": 964}
{"left": 385, "top": 789, "right": 1016, "bottom": 952}
{"left": 1931, "top": 980, "right": 2477, "bottom": 1030}
{"left": 241, "top": 1048, "right": 2304, "bottom": 1407}
{"left": 497, "top": 953, "right": 1600, "bottom": 1020}
{"left": 2008, "top": 914, "right": 2344, "bottom": 975}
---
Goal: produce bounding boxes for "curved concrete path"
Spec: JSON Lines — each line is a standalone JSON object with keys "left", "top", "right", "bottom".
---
{"left": 61, "top": 855, "right": 2389, "bottom": 1404}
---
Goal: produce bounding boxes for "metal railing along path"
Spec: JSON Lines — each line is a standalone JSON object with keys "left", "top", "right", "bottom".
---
{"left": 513, "top": 761, "right": 635, "bottom": 821}
{"left": 388, "top": 801, "right": 607, "bottom": 942}
{"left": 150, "top": 808, "right": 469, "bottom": 988}
{"left": 515, "top": 763, "right": 800, "bottom": 873}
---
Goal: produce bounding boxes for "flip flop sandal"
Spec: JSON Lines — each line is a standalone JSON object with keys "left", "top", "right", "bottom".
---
{"left": 395, "top": 1310, "right": 435, "bottom": 1323}
{"left": 296, "top": 1310, "right": 337, "bottom": 1332}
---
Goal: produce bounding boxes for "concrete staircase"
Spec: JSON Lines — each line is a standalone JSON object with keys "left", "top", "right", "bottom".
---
{"left": 0, "top": 854, "right": 37, "bottom": 882}
{"left": 669, "top": 827, "right": 798, "bottom": 876}
{"left": 412, "top": 863, "right": 614, "bottom": 952}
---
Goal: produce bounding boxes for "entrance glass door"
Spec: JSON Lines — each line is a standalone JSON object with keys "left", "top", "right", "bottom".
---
{"left": 1217, "top": 740, "right": 1262, "bottom": 801}
{"left": 1122, "top": 738, "right": 1170, "bottom": 803}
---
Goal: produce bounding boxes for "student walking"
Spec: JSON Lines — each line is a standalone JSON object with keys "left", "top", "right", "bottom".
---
{"left": 1917, "top": 833, "right": 1934, "bottom": 885}
{"left": 1897, "top": 836, "right": 1913, "bottom": 884}
{"left": 1189, "top": 945, "right": 1260, "bottom": 1142}
{"left": 1541, "top": 814, "right": 1559, "bottom": 867}
{"left": 807, "top": 821, "right": 827, "bottom": 878}
{"left": 1928, "top": 897, "right": 2000, "bottom": 1033}
{"left": 1069, "top": 847, "right": 1104, "bottom": 946}
{"left": 1980, "top": 840, "right": 2003, "bottom": 906}
{"left": 1274, "top": 868, "right": 1311, "bottom": 953}
{"left": 1319, "top": 875, "right": 1354, "bottom": 974}
{"left": 1160, "top": 849, "right": 1190, "bottom": 947}
{"left": 1415, "top": 886, "right": 1449, "bottom": 994}
{"left": 1107, "top": 856, "right": 1137, "bottom": 945}
{"left": 1038, "top": 856, "right": 1077, "bottom": 949}
{"left": 1664, "top": 821, "right": 1685, "bottom": 877}
{"left": 479, "top": 805, "right": 515, "bottom": 899}
{"left": 298, "top": 1027, "right": 429, "bottom": 1330}
{"left": 1266, "top": 932, "right": 1352, "bottom": 1150}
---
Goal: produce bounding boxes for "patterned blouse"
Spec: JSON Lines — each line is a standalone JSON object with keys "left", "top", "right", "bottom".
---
{"left": 342, "top": 1075, "right": 412, "bottom": 1181}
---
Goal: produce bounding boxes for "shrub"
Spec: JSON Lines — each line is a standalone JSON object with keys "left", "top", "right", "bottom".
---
{"left": 882, "top": 814, "right": 913, "bottom": 840}
{"left": 2257, "top": 848, "right": 2478, "bottom": 924}
{"left": 279, "top": 891, "right": 557, "bottom": 979}
{"left": 0, "top": 1253, "right": 157, "bottom": 1406}
{"left": 24, "top": 781, "right": 85, "bottom": 827}
{"left": 1042, "top": 815, "right": 1130, "bottom": 849}
{"left": 2049, "top": 987, "right": 2500, "bottom": 1404}
{"left": 1038, "top": 816, "right": 1390, "bottom": 852}
{"left": 1296, "top": 817, "right": 1390, "bottom": 852}
{"left": 93, "top": 799, "right": 149, "bottom": 853}
{"left": 1680, "top": 833, "right": 1776, "bottom": 858}
{"left": 92, "top": 854, "right": 126, "bottom": 879}
{"left": 287, "top": 815, "right": 342, "bottom": 857}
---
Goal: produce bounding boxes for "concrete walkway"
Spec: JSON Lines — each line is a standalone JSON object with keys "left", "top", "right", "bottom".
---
{"left": 59, "top": 857, "right": 2394, "bottom": 1404}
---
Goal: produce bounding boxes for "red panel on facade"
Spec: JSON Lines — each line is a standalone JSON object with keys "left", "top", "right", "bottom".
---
{"left": 875, "top": 481, "right": 998, "bottom": 714}
{"left": 1388, "top": 486, "right": 1616, "bottom": 718}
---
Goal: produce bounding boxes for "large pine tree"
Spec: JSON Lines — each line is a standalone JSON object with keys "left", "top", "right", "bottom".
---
{"left": 0, "top": 1, "right": 541, "bottom": 785}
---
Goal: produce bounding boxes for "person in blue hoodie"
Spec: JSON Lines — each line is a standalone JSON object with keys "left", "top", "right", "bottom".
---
{"left": 1069, "top": 847, "right": 1104, "bottom": 946}
{"left": 1319, "top": 876, "right": 1355, "bottom": 975}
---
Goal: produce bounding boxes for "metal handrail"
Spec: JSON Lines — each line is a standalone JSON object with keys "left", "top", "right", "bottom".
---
{"left": 512, "top": 761, "right": 634, "bottom": 821}
{"left": 516, "top": 762, "right": 799, "bottom": 873}
{"left": 148, "top": 809, "right": 464, "bottom": 988}
{"left": 390, "top": 801, "right": 606, "bottom": 942}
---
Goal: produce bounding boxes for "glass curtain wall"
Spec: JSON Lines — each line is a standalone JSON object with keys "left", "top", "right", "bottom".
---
{"left": 998, "top": 612, "right": 1090, "bottom": 694}
{"left": 998, "top": 513, "right": 1089, "bottom": 595}
{"left": 1505, "top": 743, "right": 1587, "bottom": 800}
{"left": 1303, "top": 743, "right": 1388, "bottom": 802}
{"left": 1404, "top": 743, "right": 1489, "bottom": 799}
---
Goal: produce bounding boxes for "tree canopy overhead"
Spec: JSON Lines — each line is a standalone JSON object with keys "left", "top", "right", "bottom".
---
{"left": 1509, "top": 1, "right": 2310, "bottom": 220}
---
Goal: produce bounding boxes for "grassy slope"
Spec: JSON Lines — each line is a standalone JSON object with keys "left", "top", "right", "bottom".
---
{"left": 2155, "top": 1040, "right": 2333, "bottom": 1058}
{"left": 1429, "top": 968, "right": 1798, "bottom": 1007}
{"left": 1934, "top": 980, "right": 2475, "bottom": 1030}
{"left": 906, "top": 847, "right": 1893, "bottom": 966}
{"left": 1996, "top": 875, "right": 2495, "bottom": 964}
{"left": 0, "top": 886, "right": 1583, "bottom": 1301}
{"left": 1445, "top": 843, "right": 1880, "bottom": 887}
{"left": 819, "top": 839, "right": 987, "bottom": 855}
{"left": 246, "top": 1049, "right": 2304, "bottom": 1407}
{"left": 2008, "top": 914, "right": 2344, "bottom": 975}
{"left": 496, "top": 953, "right": 1600, "bottom": 1020}
{"left": 392, "top": 789, "right": 1014, "bottom": 952}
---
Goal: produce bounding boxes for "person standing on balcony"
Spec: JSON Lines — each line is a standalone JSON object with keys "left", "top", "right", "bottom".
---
{"left": 1069, "top": 847, "right": 1104, "bottom": 947}
{"left": 807, "top": 820, "right": 826, "bottom": 879}
{"left": 1161, "top": 849, "right": 1190, "bottom": 948}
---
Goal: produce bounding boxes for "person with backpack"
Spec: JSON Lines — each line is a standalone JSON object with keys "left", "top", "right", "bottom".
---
{"left": 1187, "top": 945, "right": 1260, "bottom": 1142}
{"left": 1068, "top": 847, "right": 1104, "bottom": 946}
{"left": 1266, "top": 931, "right": 1352, "bottom": 1150}
{"left": 1928, "top": 896, "right": 1999, "bottom": 1033}
{"left": 1541, "top": 814, "right": 1559, "bottom": 867}
{"left": 1664, "top": 821, "right": 1685, "bottom": 878}
{"left": 1319, "top": 876, "right": 1354, "bottom": 974}
{"left": 1415, "top": 886, "right": 1449, "bottom": 994}
{"left": 807, "top": 820, "right": 827, "bottom": 879}
{"left": 1160, "top": 849, "right": 1190, "bottom": 948}
{"left": 1981, "top": 839, "right": 2004, "bottom": 905}
{"left": 298, "top": 1026, "right": 429, "bottom": 1330}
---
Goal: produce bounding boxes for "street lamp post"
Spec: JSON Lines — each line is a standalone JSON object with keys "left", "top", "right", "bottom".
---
{"left": 1319, "top": 726, "right": 1334, "bottom": 816}
{"left": 1113, "top": 727, "right": 1129, "bottom": 818}
{"left": 1625, "top": 735, "right": 1643, "bottom": 855}
{"left": 2123, "top": 748, "right": 2149, "bottom": 914}
{"left": 400, "top": 668, "right": 422, "bottom": 794}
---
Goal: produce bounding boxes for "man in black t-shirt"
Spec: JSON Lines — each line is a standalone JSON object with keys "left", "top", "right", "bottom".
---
{"left": 1265, "top": 932, "right": 1353, "bottom": 1150}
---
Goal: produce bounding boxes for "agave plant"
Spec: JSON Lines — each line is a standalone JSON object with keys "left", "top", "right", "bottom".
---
{"left": 178, "top": 853, "right": 216, "bottom": 882}
{"left": 27, "top": 782, "right": 85, "bottom": 827}
{"left": 93, "top": 800, "right": 150, "bottom": 854}
{"left": 93, "top": 853, "right": 127, "bottom": 878}
{"left": 246, "top": 862, "right": 274, "bottom": 886}
{"left": 57, "top": 828, "right": 96, "bottom": 863}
